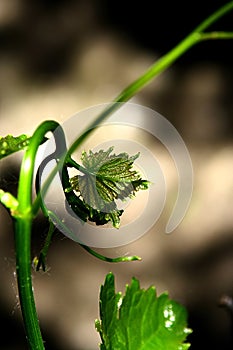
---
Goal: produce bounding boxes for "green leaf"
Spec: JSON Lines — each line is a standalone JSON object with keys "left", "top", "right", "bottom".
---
{"left": 96, "top": 273, "right": 192, "bottom": 350}
{"left": 0, "top": 134, "right": 31, "bottom": 159}
{"left": 66, "top": 147, "right": 149, "bottom": 228}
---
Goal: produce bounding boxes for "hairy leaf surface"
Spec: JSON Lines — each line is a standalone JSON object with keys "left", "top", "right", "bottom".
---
{"left": 67, "top": 147, "right": 149, "bottom": 228}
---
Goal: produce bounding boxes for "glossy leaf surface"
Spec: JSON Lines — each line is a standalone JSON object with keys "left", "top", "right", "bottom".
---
{"left": 96, "top": 273, "right": 192, "bottom": 350}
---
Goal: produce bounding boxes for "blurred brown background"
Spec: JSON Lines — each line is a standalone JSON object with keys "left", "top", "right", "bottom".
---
{"left": 0, "top": 1, "right": 233, "bottom": 349}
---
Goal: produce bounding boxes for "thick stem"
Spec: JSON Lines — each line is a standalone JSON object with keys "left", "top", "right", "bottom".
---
{"left": 17, "top": 121, "right": 60, "bottom": 214}
{"left": 14, "top": 120, "right": 60, "bottom": 350}
{"left": 14, "top": 218, "right": 44, "bottom": 349}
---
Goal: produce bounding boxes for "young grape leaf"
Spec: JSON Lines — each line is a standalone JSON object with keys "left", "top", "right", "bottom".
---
{"left": 95, "top": 273, "right": 192, "bottom": 350}
{"left": 66, "top": 147, "right": 149, "bottom": 228}
{"left": 0, "top": 134, "right": 31, "bottom": 160}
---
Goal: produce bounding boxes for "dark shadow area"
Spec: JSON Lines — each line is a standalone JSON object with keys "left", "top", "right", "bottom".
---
{"left": 98, "top": 0, "right": 233, "bottom": 65}
{"left": 0, "top": 1, "right": 232, "bottom": 81}
{"left": 0, "top": 301, "right": 29, "bottom": 350}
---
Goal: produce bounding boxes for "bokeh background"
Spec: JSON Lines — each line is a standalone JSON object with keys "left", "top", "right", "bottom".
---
{"left": 0, "top": 1, "right": 233, "bottom": 349}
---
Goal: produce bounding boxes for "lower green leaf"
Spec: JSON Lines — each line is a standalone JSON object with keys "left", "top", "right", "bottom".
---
{"left": 95, "top": 273, "right": 192, "bottom": 350}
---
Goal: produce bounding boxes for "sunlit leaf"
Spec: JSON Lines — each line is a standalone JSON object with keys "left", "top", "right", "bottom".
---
{"left": 96, "top": 273, "right": 192, "bottom": 350}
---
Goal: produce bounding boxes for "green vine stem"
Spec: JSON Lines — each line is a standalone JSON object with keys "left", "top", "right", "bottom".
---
{"left": 14, "top": 121, "right": 60, "bottom": 350}
{"left": 46, "top": 210, "right": 141, "bottom": 263}
{"left": 115, "top": 0, "right": 233, "bottom": 102}
{"left": 7, "top": 2, "right": 233, "bottom": 349}
{"left": 80, "top": 244, "right": 141, "bottom": 263}
{"left": 65, "top": 1, "right": 233, "bottom": 159}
